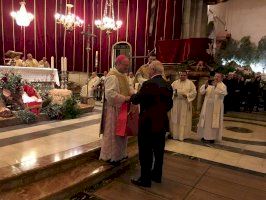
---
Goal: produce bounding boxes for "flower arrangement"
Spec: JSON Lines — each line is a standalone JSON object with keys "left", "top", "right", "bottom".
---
{"left": 43, "top": 97, "right": 80, "bottom": 120}
{"left": 48, "top": 89, "right": 72, "bottom": 105}
{"left": 0, "top": 72, "right": 23, "bottom": 97}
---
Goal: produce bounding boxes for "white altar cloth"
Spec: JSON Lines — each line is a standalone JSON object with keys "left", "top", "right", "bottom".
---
{"left": 0, "top": 66, "right": 60, "bottom": 86}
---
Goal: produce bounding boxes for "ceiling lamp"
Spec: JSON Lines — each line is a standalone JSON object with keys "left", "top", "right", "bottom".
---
{"left": 55, "top": 4, "right": 84, "bottom": 31}
{"left": 95, "top": 0, "right": 122, "bottom": 35}
{"left": 10, "top": 1, "right": 34, "bottom": 27}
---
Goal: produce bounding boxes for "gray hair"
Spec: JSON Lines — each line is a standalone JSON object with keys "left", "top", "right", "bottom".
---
{"left": 149, "top": 60, "right": 164, "bottom": 74}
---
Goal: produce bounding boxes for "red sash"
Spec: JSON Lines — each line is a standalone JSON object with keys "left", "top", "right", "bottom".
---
{"left": 116, "top": 103, "right": 139, "bottom": 137}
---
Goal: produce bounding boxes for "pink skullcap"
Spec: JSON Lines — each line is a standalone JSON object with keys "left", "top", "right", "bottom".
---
{"left": 116, "top": 54, "right": 128, "bottom": 64}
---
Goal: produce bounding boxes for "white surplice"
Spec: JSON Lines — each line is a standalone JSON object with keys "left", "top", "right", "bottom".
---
{"left": 80, "top": 76, "right": 100, "bottom": 98}
{"left": 169, "top": 79, "right": 196, "bottom": 141}
{"left": 197, "top": 82, "right": 227, "bottom": 141}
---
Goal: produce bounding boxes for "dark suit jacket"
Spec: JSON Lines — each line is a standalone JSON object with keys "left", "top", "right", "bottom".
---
{"left": 130, "top": 75, "right": 173, "bottom": 134}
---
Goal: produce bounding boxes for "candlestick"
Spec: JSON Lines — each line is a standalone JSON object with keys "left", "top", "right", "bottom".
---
{"left": 95, "top": 51, "right": 98, "bottom": 67}
{"left": 51, "top": 56, "right": 54, "bottom": 69}
{"left": 64, "top": 57, "right": 67, "bottom": 72}
{"left": 61, "top": 57, "right": 64, "bottom": 71}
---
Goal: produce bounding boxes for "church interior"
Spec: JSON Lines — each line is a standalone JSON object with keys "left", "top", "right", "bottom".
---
{"left": 0, "top": 0, "right": 265, "bottom": 199}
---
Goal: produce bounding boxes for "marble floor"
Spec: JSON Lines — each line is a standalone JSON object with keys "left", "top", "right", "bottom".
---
{"left": 0, "top": 102, "right": 265, "bottom": 176}
{"left": 92, "top": 153, "right": 266, "bottom": 200}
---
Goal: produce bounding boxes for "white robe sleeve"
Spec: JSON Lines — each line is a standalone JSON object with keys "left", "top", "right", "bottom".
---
{"left": 215, "top": 82, "right": 227, "bottom": 97}
{"left": 93, "top": 77, "right": 101, "bottom": 87}
{"left": 187, "top": 81, "right": 197, "bottom": 102}
{"left": 199, "top": 84, "right": 207, "bottom": 95}
{"left": 105, "top": 75, "right": 126, "bottom": 105}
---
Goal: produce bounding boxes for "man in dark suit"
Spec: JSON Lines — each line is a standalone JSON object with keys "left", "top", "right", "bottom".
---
{"left": 130, "top": 61, "right": 173, "bottom": 187}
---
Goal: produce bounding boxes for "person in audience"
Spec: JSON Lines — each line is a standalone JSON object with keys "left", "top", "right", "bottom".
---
{"left": 127, "top": 72, "right": 135, "bottom": 88}
{"left": 39, "top": 57, "right": 50, "bottom": 68}
{"left": 169, "top": 71, "right": 197, "bottom": 141}
{"left": 25, "top": 53, "right": 39, "bottom": 67}
{"left": 197, "top": 73, "right": 227, "bottom": 143}
{"left": 99, "top": 71, "right": 108, "bottom": 102}
{"left": 130, "top": 61, "right": 173, "bottom": 187}
{"left": 99, "top": 55, "right": 132, "bottom": 164}
{"left": 80, "top": 72, "right": 100, "bottom": 99}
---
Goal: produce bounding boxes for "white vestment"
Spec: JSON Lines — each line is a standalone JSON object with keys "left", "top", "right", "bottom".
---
{"left": 169, "top": 79, "right": 196, "bottom": 141}
{"left": 80, "top": 76, "right": 100, "bottom": 98}
{"left": 127, "top": 76, "right": 135, "bottom": 88}
{"left": 99, "top": 68, "right": 132, "bottom": 162}
{"left": 197, "top": 82, "right": 227, "bottom": 141}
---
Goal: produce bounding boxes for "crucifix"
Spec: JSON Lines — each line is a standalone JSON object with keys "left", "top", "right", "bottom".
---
{"left": 81, "top": 25, "right": 97, "bottom": 101}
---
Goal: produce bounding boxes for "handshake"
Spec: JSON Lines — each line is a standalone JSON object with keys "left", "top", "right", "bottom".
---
{"left": 125, "top": 95, "right": 131, "bottom": 102}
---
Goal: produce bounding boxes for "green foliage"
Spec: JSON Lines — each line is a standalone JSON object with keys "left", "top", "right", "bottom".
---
{"left": 16, "top": 110, "right": 37, "bottom": 124}
{"left": 257, "top": 36, "right": 266, "bottom": 61}
{"left": 236, "top": 36, "right": 257, "bottom": 65}
{"left": 43, "top": 96, "right": 80, "bottom": 120}
{"left": 43, "top": 104, "right": 63, "bottom": 120}
{"left": 0, "top": 72, "right": 23, "bottom": 96}
{"left": 215, "top": 38, "right": 238, "bottom": 65}
{"left": 62, "top": 98, "right": 81, "bottom": 119}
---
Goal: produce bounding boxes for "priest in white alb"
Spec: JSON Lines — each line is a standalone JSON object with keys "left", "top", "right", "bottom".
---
{"left": 197, "top": 73, "right": 227, "bottom": 143}
{"left": 80, "top": 72, "right": 100, "bottom": 98}
{"left": 169, "top": 71, "right": 196, "bottom": 141}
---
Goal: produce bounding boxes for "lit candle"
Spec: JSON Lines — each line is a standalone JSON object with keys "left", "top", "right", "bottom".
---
{"left": 61, "top": 57, "right": 64, "bottom": 71}
{"left": 64, "top": 57, "right": 67, "bottom": 72}
{"left": 95, "top": 51, "right": 98, "bottom": 67}
{"left": 51, "top": 56, "right": 54, "bottom": 69}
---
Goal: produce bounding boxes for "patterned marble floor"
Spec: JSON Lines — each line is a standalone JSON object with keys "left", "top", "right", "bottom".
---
{"left": 0, "top": 102, "right": 265, "bottom": 175}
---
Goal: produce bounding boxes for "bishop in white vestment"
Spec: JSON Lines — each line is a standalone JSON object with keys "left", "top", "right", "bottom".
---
{"left": 100, "top": 55, "right": 133, "bottom": 163}
{"left": 197, "top": 73, "right": 227, "bottom": 142}
{"left": 169, "top": 71, "right": 197, "bottom": 141}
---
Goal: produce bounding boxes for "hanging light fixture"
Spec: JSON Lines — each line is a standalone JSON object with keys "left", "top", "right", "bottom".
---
{"left": 55, "top": 3, "right": 84, "bottom": 31}
{"left": 95, "top": 0, "right": 122, "bottom": 35}
{"left": 10, "top": 0, "right": 34, "bottom": 27}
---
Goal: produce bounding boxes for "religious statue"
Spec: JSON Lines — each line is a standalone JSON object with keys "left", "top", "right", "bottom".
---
{"left": 25, "top": 53, "right": 39, "bottom": 67}
{"left": 39, "top": 57, "right": 50, "bottom": 68}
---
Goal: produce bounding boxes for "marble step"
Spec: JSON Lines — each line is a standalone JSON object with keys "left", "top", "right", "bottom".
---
{"left": 0, "top": 137, "right": 137, "bottom": 194}
{"left": 0, "top": 141, "right": 100, "bottom": 193}
{"left": 0, "top": 104, "right": 94, "bottom": 128}
{"left": 0, "top": 141, "right": 139, "bottom": 200}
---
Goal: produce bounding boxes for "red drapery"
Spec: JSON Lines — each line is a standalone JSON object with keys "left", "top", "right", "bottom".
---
{"left": 0, "top": 0, "right": 183, "bottom": 73}
{"left": 157, "top": 38, "right": 211, "bottom": 63}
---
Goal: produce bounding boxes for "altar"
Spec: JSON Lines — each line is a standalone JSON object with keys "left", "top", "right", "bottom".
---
{"left": 0, "top": 66, "right": 60, "bottom": 86}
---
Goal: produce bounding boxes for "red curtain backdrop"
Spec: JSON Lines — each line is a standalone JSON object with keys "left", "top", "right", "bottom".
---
{"left": 0, "top": 0, "right": 183, "bottom": 73}
{"left": 157, "top": 38, "right": 211, "bottom": 63}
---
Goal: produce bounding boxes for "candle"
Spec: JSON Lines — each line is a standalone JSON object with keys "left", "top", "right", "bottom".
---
{"left": 95, "top": 51, "right": 98, "bottom": 67}
{"left": 61, "top": 57, "right": 64, "bottom": 71}
{"left": 51, "top": 56, "right": 54, "bottom": 69}
{"left": 64, "top": 57, "right": 67, "bottom": 72}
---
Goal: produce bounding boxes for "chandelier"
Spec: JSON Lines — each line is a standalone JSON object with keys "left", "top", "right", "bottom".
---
{"left": 54, "top": 4, "right": 84, "bottom": 31}
{"left": 10, "top": 1, "right": 34, "bottom": 27}
{"left": 95, "top": 0, "right": 122, "bottom": 34}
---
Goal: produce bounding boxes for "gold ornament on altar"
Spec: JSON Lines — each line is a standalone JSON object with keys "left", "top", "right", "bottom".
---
{"left": 54, "top": 4, "right": 84, "bottom": 31}
{"left": 10, "top": 0, "right": 34, "bottom": 27}
{"left": 94, "top": 0, "right": 122, "bottom": 35}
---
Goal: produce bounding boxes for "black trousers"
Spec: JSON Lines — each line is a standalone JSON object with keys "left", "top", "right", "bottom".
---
{"left": 138, "top": 130, "right": 165, "bottom": 183}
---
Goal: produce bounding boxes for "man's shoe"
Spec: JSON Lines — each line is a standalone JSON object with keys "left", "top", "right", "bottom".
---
{"left": 131, "top": 178, "right": 151, "bottom": 187}
{"left": 151, "top": 176, "right": 161, "bottom": 183}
